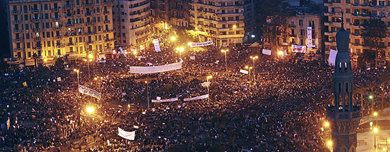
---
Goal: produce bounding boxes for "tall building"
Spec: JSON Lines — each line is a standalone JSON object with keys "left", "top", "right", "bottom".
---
{"left": 8, "top": 0, "right": 115, "bottom": 65}
{"left": 190, "top": 0, "right": 245, "bottom": 47}
{"left": 113, "top": 0, "right": 153, "bottom": 50}
{"left": 287, "top": 14, "right": 322, "bottom": 54}
{"left": 324, "top": 0, "right": 390, "bottom": 66}
{"left": 0, "top": 0, "right": 10, "bottom": 58}
{"left": 326, "top": 22, "right": 361, "bottom": 152}
{"left": 243, "top": 0, "right": 260, "bottom": 43}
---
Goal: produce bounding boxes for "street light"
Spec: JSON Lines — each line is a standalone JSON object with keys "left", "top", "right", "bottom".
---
{"left": 73, "top": 69, "right": 80, "bottom": 87}
{"left": 374, "top": 127, "right": 379, "bottom": 152}
{"left": 86, "top": 106, "right": 95, "bottom": 114}
{"left": 176, "top": 47, "right": 184, "bottom": 59}
{"left": 170, "top": 36, "right": 176, "bottom": 41}
{"left": 324, "top": 121, "right": 330, "bottom": 128}
{"left": 245, "top": 65, "right": 253, "bottom": 81}
{"left": 145, "top": 81, "right": 150, "bottom": 109}
{"left": 206, "top": 76, "right": 212, "bottom": 102}
{"left": 87, "top": 54, "right": 93, "bottom": 78}
{"left": 277, "top": 51, "right": 284, "bottom": 56}
{"left": 221, "top": 49, "right": 229, "bottom": 72}
{"left": 250, "top": 55, "right": 259, "bottom": 81}
{"left": 373, "top": 111, "right": 378, "bottom": 117}
{"left": 327, "top": 140, "right": 333, "bottom": 152}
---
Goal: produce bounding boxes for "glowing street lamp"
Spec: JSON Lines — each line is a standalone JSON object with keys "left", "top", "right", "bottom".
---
{"left": 73, "top": 69, "right": 80, "bottom": 87}
{"left": 170, "top": 36, "right": 176, "bottom": 41}
{"left": 221, "top": 49, "right": 229, "bottom": 72}
{"left": 206, "top": 75, "right": 212, "bottom": 102}
{"left": 250, "top": 55, "right": 258, "bottom": 81}
{"left": 373, "top": 111, "right": 378, "bottom": 117}
{"left": 277, "top": 51, "right": 284, "bottom": 56}
{"left": 232, "top": 25, "right": 237, "bottom": 29}
{"left": 374, "top": 127, "right": 379, "bottom": 152}
{"left": 176, "top": 47, "right": 185, "bottom": 59}
{"left": 324, "top": 121, "right": 330, "bottom": 128}
{"left": 327, "top": 140, "right": 333, "bottom": 152}
{"left": 188, "top": 42, "right": 193, "bottom": 46}
{"left": 86, "top": 106, "right": 95, "bottom": 114}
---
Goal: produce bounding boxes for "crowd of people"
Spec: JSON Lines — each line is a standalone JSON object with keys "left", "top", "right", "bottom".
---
{"left": 0, "top": 44, "right": 389, "bottom": 151}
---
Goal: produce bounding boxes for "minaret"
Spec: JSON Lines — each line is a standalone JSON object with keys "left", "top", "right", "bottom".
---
{"left": 326, "top": 13, "right": 362, "bottom": 152}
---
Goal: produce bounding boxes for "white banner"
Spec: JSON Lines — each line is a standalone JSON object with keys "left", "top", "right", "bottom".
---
{"left": 153, "top": 39, "right": 161, "bottom": 52}
{"left": 307, "top": 27, "right": 312, "bottom": 47}
{"left": 190, "top": 56, "right": 196, "bottom": 60}
{"left": 201, "top": 82, "right": 211, "bottom": 87}
{"left": 190, "top": 41, "right": 214, "bottom": 47}
{"left": 292, "top": 45, "right": 307, "bottom": 53}
{"left": 118, "top": 127, "right": 135, "bottom": 140}
{"left": 119, "top": 47, "right": 128, "bottom": 58}
{"left": 240, "top": 69, "right": 249, "bottom": 74}
{"left": 129, "top": 61, "right": 182, "bottom": 74}
{"left": 152, "top": 94, "right": 209, "bottom": 103}
{"left": 78, "top": 85, "right": 102, "bottom": 100}
{"left": 262, "top": 49, "right": 271, "bottom": 55}
{"left": 328, "top": 49, "right": 338, "bottom": 66}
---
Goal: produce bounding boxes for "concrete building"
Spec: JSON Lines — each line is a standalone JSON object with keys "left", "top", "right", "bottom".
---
{"left": 113, "top": 0, "right": 153, "bottom": 50}
{"left": 287, "top": 14, "right": 322, "bottom": 54}
{"left": 324, "top": 0, "right": 390, "bottom": 66}
{"left": 8, "top": 0, "right": 115, "bottom": 65}
{"left": 243, "top": 0, "right": 260, "bottom": 43}
{"left": 190, "top": 0, "right": 245, "bottom": 47}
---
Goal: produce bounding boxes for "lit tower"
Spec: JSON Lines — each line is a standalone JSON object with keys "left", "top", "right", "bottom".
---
{"left": 326, "top": 14, "right": 361, "bottom": 152}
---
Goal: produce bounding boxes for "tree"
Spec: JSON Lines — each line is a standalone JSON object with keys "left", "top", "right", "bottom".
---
{"left": 361, "top": 18, "right": 388, "bottom": 67}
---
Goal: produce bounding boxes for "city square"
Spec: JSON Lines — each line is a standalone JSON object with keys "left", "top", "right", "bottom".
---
{"left": 0, "top": 0, "right": 390, "bottom": 151}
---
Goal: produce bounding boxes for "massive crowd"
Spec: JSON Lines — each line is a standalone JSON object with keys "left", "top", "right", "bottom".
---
{"left": 0, "top": 44, "right": 389, "bottom": 152}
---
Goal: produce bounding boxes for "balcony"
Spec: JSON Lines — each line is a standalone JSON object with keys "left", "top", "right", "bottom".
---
{"left": 103, "top": 29, "right": 114, "bottom": 33}
{"left": 103, "top": 1, "right": 114, "bottom": 5}
{"left": 32, "top": 28, "right": 40, "bottom": 32}
{"left": 11, "top": 9, "right": 21, "bottom": 14}
{"left": 105, "top": 38, "right": 115, "bottom": 42}
{"left": 32, "top": 46, "right": 42, "bottom": 50}
{"left": 56, "top": 44, "right": 65, "bottom": 48}
{"left": 85, "top": 13, "right": 92, "bottom": 17}
{"left": 12, "top": 20, "right": 22, "bottom": 24}
{"left": 53, "top": 25, "right": 62, "bottom": 30}
{"left": 34, "top": 37, "right": 41, "bottom": 41}
{"left": 51, "top": 7, "right": 59, "bottom": 12}
{"left": 31, "top": 18, "right": 40, "bottom": 22}
{"left": 13, "top": 28, "right": 22, "bottom": 33}
{"left": 83, "top": 3, "right": 94, "bottom": 7}
{"left": 326, "top": 106, "right": 361, "bottom": 120}
{"left": 85, "top": 31, "right": 97, "bottom": 35}
{"left": 288, "top": 24, "right": 295, "bottom": 27}
{"left": 63, "top": 4, "right": 74, "bottom": 9}
{"left": 103, "top": 10, "right": 110, "bottom": 14}
{"left": 14, "top": 37, "right": 23, "bottom": 42}
{"left": 67, "top": 42, "right": 74, "bottom": 46}
{"left": 52, "top": 16, "right": 61, "bottom": 21}
{"left": 55, "top": 35, "right": 62, "bottom": 39}
{"left": 66, "top": 23, "right": 73, "bottom": 27}
{"left": 104, "top": 20, "right": 111, "bottom": 24}
{"left": 85, "top": 21, "right": 95, "bottom": 26}
{"left": 86, "top": 40, "right": 93, "bottom": 44}
{"left": 32, "top": 9, "right": 40, "bottom": 13}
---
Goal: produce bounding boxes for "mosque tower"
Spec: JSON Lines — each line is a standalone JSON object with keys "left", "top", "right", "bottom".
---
{"left": 326, "top": 13, "right": 362, "bottom": 152}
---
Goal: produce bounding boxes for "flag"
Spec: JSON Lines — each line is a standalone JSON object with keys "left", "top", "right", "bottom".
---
{"left": 22, "top": 82, "right": 27, "bottom": 87}
{"left": 240, "top": 69, "right": 249, "bottom": 74}
{"left": 118, "top": 127, "right": 136, "bottom": 140}
{"left": 262, "top": 49, "right": 271, "bottom": 55}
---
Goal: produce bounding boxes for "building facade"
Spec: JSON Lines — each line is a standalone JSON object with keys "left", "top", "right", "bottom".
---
{"left": 324, "top": 0, "right": 390, "bottom": 66}
{"left": 243, "top": 0, "right": 260, "bottom": 43}
{"left": 8, "top": 0, "right": 115, "bottom": 65}
{"left": 326, "top": 24, "right": 361, "bottom": 152}
{"left": 113, "top": 0, "right": 153, "bottom": 50}
{"left": 190, "top": 0, "right": 245, "bottom": 47}
{"left": 287, "top": 14, "right": 322, "bottom": 54}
